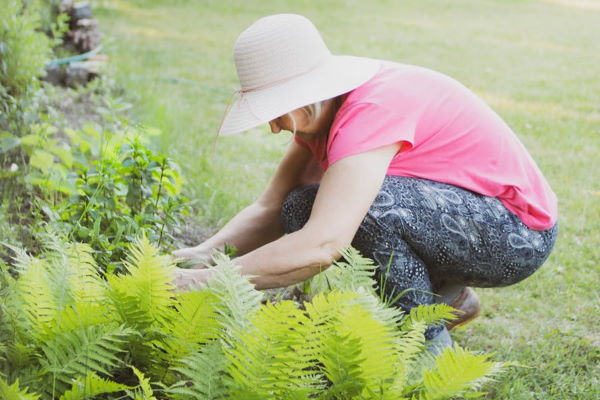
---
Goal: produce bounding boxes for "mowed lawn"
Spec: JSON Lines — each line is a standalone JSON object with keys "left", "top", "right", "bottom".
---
{"left": 96, "top": 0, "right": 599, "bottom": 398}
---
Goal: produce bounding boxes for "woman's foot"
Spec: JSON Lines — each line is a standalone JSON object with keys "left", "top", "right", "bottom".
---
{"left": 446, "top": 287, "right": 481, "bottom": 330}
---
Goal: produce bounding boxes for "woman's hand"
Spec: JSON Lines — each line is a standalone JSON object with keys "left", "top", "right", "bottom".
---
{"left": 171, "top": 140, "right": 315, "bottom": 268}
{"left": 172, "top": 246, "right": 213, "bottom": 269}
{"left": 232, "top": 142, "right": 402, "bottom": 290}
{"left": 171, "top": 267, "right": 214, "bottom": 292}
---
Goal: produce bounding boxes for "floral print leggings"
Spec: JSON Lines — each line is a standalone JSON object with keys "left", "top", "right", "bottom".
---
{"left": 281, "top": 176, "right": 558, "bottom": 339}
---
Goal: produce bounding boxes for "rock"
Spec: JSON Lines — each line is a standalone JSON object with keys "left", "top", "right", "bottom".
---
{"left": 72, "top": 60, "right": 106, "bottom": 75}
{"left": 76, "top": 18, "right": 97, "bottom": 29}
{"left": 42, "top": 65, "right": 65, "bottom": 86}
{"left": 44, "top": 56, "right": 107, "bottom": 87}
{"left": 73, "top": 2, "right": 93, "bottom": 20}
{"left": 59, "top": 0, "right": 74, "bottom": 14}
{"left": 68, "top": 18, "right": 101, "bottom": 52}
{"left": 44, "top": 0, "right": 107, "bottom": 88}
{"left": 65, "top": 64, "right": 90, "bottom": 87}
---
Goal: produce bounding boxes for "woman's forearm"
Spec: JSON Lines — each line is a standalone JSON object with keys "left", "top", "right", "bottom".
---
{"left": 172, "top": 231, "right": 334, "bottom": 292}
{"left": 198, "top": 202, "right": 284, "bottom": 256}
{"left": 233, "top": 228, "right": 344, "bottom": 290}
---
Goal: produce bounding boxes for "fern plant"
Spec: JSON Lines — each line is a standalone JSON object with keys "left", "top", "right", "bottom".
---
{"left": 1, "top": 236, "right": 509, "bottom": 399}
{"left": 0, "top": 378, "right": 40, "bottom": 400}
{"left": 168, "top": 256, "right": 508, "bottom": 400}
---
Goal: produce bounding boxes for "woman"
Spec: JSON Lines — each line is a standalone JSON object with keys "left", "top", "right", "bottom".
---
{"left": 173, "top": 14, "right": 558, "bottom": 347}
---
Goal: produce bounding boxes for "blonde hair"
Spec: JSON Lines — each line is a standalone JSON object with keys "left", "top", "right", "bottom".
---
{"left": 287, "top": 101, "right": 324, "bottom": 135}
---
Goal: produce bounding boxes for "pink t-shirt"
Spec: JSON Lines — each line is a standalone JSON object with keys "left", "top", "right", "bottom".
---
{"left": 295, "top": 61, "right": 558, "bottom": 230}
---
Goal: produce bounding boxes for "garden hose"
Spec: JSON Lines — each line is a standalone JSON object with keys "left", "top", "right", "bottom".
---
{"left": 45, "top": 45, "right": 103, "bottom": 67}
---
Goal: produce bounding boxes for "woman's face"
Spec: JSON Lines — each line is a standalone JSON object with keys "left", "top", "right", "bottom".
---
{"left": 269, "top": 108, "right": 315, "bottom": 141}
{"left": 268, "top": 98, "right": 340, "bottom": 142}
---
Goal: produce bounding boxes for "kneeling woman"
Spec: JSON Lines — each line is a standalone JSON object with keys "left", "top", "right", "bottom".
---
{"left": 173, "top": 14, "right": 558, "bottom": 347}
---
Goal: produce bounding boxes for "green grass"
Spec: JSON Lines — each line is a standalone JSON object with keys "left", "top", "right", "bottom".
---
{"left": 95, "top": 0, "right": 599, "bottom": 398}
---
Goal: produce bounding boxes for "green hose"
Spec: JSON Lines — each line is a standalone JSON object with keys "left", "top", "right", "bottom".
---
{"left": 46, "top": 45, "right": 103, "bottom": 67}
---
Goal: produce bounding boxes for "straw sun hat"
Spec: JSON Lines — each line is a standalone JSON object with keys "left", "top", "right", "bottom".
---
{"left": 218, "top": 14, "right": 381, "bottom": 136}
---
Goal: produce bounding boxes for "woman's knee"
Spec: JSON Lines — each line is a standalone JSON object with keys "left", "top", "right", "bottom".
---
{"left": 495, "top": 222, "right": 559, "bottom": 286}
{"left": 280, "top": 184, "right": 319, "bottom": 233}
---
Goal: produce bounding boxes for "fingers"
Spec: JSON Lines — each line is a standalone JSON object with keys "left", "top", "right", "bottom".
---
{"left": 176, "top": 259, "right": 208, "bottom": 269}
{"left": 171, "top": 247, "right": 211, "bottom": 269}
{"left": 172, "top": 268, "right": 208, "bottom": 292}
{"left": 172, "top": 247, "right": 194, "bottom": 259}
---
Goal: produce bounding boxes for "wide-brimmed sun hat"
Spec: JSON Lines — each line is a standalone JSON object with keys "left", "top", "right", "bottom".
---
{"left": 218, "top": 14, "right": 381, "bottom": 136}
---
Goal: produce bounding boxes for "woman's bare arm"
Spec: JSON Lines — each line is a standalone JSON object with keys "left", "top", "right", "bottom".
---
{"left": 173, "top": 140, "right": 315, "bottom": 265}
{"left": 173, "top": 142, "right": 401, "bottom": 290}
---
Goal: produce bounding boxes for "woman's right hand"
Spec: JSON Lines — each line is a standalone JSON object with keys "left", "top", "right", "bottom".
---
{"left": 172, "top": 245, "right": 214, "bottom": 269}
{"left": 170, "top": 140, "right": 315, "bottom": 270}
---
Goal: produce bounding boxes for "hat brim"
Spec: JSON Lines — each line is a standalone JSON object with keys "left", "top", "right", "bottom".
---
{"left": 218, "top": 56, "right": 381, "bottom": 136}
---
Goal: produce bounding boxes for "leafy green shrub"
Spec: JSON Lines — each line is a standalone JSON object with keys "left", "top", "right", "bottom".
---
{"left": 0, "top": 0, "right": 67, "bottom": 134}
{"left": 0, "top": 0, "right": 69, "bottom": 256}
{"left": 53, "top": 135, "right": 188, "bottom": 273}
{"left": 1, "top": 122, "right": 85, "bottom": 258}
{"left": 0, "top": 237, "right": 509, "bottom": 399}
{"left": 1, "top": 121, "right": 188, "bottom": 272}
{"left": 8, "top": 122, "right": 77, "bottom": 195}
{"left": 0, "top": 0, "right": 52, "bottom": 98}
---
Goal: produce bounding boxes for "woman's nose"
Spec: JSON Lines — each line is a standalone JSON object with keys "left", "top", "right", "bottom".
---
{"left": 269, "top": 120, "right": 281, "bottom": 134}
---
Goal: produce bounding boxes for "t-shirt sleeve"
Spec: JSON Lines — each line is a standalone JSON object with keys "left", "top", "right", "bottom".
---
{"left": 327, "top": 101, "right": 418, "bottom": 166}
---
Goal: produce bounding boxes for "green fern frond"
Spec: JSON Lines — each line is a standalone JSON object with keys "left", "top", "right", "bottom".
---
{"left": 16, "top": 257, "right": 57, "bottom": 335}
{"left": 337, "top": 247, "right": 378, "bottom": 291}
{"left": 387, "top": 321, "right": 427, "bottom": 393}
{"left": 63, "top": 243, "right": 105, "bottom": 304}
{"left": 411, "top": 345, "right": 504, "bottom": 400}
{"left": 106, "top": 276, "right": 153, "bottom": 329}
{"left": 168, "top": 341, "right": 229, "bottom": 400}
{"left": 13, "top": 240, "right": 107, "bottom": 341}
{"left": 306, "top": 291, "right": 394, "bottom": 397}
{"left": 130, "top": 365, "right": 157, "bottom": 400}
{"left": 306, "top": 290, "right": 425, "bottom": 397}
{"left": 39, "top": 324, "right": 133, "bottom": 396}
{"left": 38, "top": 231, "right": 73, "bottom": 256}
{"left": 401, "top": 303, "right": 456, "bottom": 331}
{"left": 42, "top": 303, "right": 112, "bottom": 338}
{"left": 58, "top": 372, "right": 130, "bottom": 400}
{"left": 333, "top": 301, "right": 402, "bottom": 396}
{"left": 153, "top": 290, "right": 221, "bottom": 369}
{"left": 36, "top": 236, "right": 101, "bottom": 305}
{"left": 225, "top": 300, "right": 322, "bottom": 398}
{"left": 351, "top": 288, "right": 405, "bottom": 329}
{"left": 0, "top": 269, "right": 36, "bottom": 376}
{"left": 304, "top": 291, "right": 359, "bottom": 325}
{"left": 8, "top": 245, "right": 34, "bottom": 275}
{"left": 0, "top": 378, "right": 40, "bottom": 400}
{"left": 1, "top": 363, "right": 41, "bottom": 393}
{"left": 310, "top": 247, "right": 378, "bottom": 296}
{"left": 204, "top": 254, "right": 263, "bottom": 336}
{"left": 318, "top": 331, "right": 365, "bottom": 400}
{"left": 107, "top": 236, "right": 175, "bottom": 329}
{"left": 119, "top": 236, "right": 176, "bottom": 324}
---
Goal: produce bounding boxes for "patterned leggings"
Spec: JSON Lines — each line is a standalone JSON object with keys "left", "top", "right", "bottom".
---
{"left": 281, "top": 176, "right": 558, "bottom": 339}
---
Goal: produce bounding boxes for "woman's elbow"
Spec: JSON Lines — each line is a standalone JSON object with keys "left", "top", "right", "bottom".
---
{"left": 316, "top": 236, "right": 350, "bottom": 265}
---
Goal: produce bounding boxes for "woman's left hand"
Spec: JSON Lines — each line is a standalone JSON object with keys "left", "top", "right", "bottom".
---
{"left": 171, "top": 267, "right": 214, "bottom": 292}
{"left": 232, "top": 142, "right": 402, "bottom": 290}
